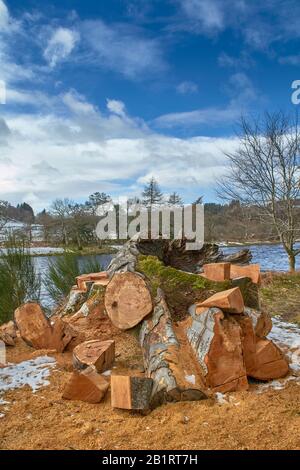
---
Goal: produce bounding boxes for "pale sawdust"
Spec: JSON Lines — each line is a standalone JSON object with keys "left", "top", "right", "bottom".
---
{"left": 1, "top": 333, "right": 300, "bottom": 450}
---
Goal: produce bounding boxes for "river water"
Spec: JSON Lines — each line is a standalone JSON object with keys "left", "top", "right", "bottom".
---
{"left": 32, "top": 243, "right": 300, "bottom": 309}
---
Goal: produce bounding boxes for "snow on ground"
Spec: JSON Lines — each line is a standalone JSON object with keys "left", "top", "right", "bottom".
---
{"left": 0, "top": 356, "right": 56, "bottom": 395}
{"left": 268, "top": 317, "right": 300, "bottom": 373}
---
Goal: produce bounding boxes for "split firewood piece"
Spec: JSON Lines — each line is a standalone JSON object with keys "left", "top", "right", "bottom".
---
{"left": 244, "top": 307, "right": 272, "bottom": 338}
{"left": 184, "top": 305, "right": 248, "bottom": 393}
{"left": 73, "top": 339, "right": 115, "bottom": 373}
{"left": 111, "top": 375, "right": 153, "bottom": 410}
{"left": 62, "top": 366, "right": 109, "bottom": 403}
{"left": 14, "top": 303, "right": 54, "bottom": 349}
{"left": 230, "top": 263, "right": 261, "bottom": 285}
{"left": 203, "top": 262, "right": 231, "bottom": 282}
{"left": 140, "top": 289, "right": 207, "bottom": 406}
{"left": 14, "top": 303, "right": 73, "bottom": 352}
{"left": 76, "top": 271, "right": 109, "bottom": 292}
{"left": 196, "top": 287, "right": 244, "bottom": 314}
{"left": 105, "top": 272, "right": 153, "bottom": 330}
{"left": 236, "top": 315, "right": 289, "bottom": 381}
{"left": 0, "top": 321, "right": 17, "bottom": 346}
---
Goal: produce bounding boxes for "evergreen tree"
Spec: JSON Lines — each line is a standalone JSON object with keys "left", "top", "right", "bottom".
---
{"left": 168, "top": 192, "right": 183, "bottom": 206}
{"left": 142, "top": 177, "right": 163, "bottom": 206}
{"left": 86, "top": 192, "right": 111, "bottom": 214}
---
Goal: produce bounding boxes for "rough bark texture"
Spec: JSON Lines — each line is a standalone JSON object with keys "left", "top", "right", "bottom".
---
{"left": 184, "top": 305, "right": 248, "bottom": 393}
{"left": 139, "top": 289, "right": 207, "bottom": 407}
{"left": 73, "top": 339, "right": 115, "bottom": 373}
{"left": 135, "top": 238, "right": 252, "bottom": 273}
{"left": 111, "top": 375, "right": 153, "bottom": 410}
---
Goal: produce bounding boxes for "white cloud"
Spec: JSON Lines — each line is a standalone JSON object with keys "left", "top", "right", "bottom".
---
{"left": 180, "top": 0, "right": 224, "bottom": 33}
{"left": 44, "top": 27, "right": 79, "bottom": 67}
{"left": 81, "top": 20, "right": 166, "bottom": 79}
{"left": 0, "top": 91, "right": 237, "bottom": 210}
{"left": 176, "top": 81, "right": 198, "bottom": 94}
{"left": 0, "top": 0, "right": 9, "bottom": 31}
{"left": 107, "top": 99, "right": 126, "bottom": 117}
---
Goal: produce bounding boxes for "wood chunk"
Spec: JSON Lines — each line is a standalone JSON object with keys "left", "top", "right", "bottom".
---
{"left": 203, "top": 263, "right": 231, "bottom": 281}
{"left": 14, "top": 303, "right": 53, "bottom": 349}
{"left": 230, "top": 263, "right": 261, "bottom": 284}
{"left": 0, "top": 321, "right": 17, "bottom": 346}
{"left": 73, "top": 339, "right": 115, "bottom": 373}
{"left": 244, "top": 307, "right": 272, "bottom": 338}
{"left": 62, "top": 366, "right": 109, "bottom": 403}
{"left": 111, "top": 375, "right": 153, "bottom": 410}
{"left": 76, "top": 272, "right": 109, "bottom": 292}
{"left": 184, "top": 306, "right": 248, "bottom": 393}
{"left": 105, "top": 272, "right": 153, "bottom": 330}
{"left": 236, "top": 314, "right": 289, "bottom": 380}
{"left": 14, "top": 303, "right": 74, "bottom": 352}
{"left": 197, "top": 287, "right": 244, "bottom": 314}
{"left": 140, "top": 290, "right": 207, "bottom": 406}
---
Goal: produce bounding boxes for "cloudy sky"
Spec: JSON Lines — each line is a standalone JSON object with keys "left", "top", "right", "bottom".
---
{"left": 0, "top": 0, "right": 299, "bottom": 211}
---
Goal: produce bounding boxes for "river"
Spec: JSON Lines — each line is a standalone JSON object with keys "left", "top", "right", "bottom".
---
{"left": 33, "top": 243, "right": 300, "bottom": 309}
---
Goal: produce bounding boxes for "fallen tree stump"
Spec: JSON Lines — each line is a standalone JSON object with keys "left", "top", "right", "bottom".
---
{"left": 111, "top": 375, "right": 153, "bottom": 410}
{"left": 135, "top": 238, "right": 252, "bottom": 273}
{"left": 62, "top": 366, "right": 109, "bottom": 403}
{"left": 73, "top": 339, "right": 115, "bottom": 373}
{"left": 184, "top": 306, "right": 248, "bottom": 393}
{"left": 197, "top": 287, "right": 244, "bottom": 314}
{"left": 140, "top": 289, "right": 207, "bottom": 406}
{"left": 203, "top": 262, "right": 231, "bottom": 281}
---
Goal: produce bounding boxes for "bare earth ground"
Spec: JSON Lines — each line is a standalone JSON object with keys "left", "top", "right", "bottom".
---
{"left": 1, "top": 330, "right": 300, "bottom": 451}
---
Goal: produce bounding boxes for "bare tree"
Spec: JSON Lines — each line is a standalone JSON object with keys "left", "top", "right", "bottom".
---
{"left": 218, "top": 112, "right": 300, "bottom": 271}
{"left": 0, "top": 200, "right": 9, "bottom": 231}
{"left": 50, "top": 198, "right": 72, "bottom": 246}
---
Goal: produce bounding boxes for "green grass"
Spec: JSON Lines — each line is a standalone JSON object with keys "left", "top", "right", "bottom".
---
{"left": 260, "top": 272, "right": 300, "bottom": 324}
{"left": 0, "top": 240, "right": 41, "bottom": 325}
{"left": 137, "top": 255, "right": 230, "bottom": 321}
{"left": 45, "top": 253, "right": 103, "bottom": 304}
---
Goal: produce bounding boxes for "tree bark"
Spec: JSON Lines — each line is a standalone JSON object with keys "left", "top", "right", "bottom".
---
{"left": 139, "top": 288, "right": 207, "bottom": 407}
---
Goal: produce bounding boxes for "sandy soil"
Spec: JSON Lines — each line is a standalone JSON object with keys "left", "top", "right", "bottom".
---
{"left": 1, "top": 331, "right": 300, "bottom": 451}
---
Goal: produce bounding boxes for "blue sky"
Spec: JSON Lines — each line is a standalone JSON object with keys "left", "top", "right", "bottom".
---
{"left": 0, "top": 0, "right": 299, "bottom": 210}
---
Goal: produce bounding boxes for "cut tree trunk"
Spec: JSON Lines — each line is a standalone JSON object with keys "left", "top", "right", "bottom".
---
{"left": 62, "top": 366, "right": 109, "bottom": 403}
{"left": 105, "top": 243, "right": 153, "bottom": 330}
{"left": 73, "top": 339, "right": 115, "bottom": 373}
{"left": 183, "top": 305, "right": 248, "bottom": 393}
{"left": 140, "top": 289, "right": 207, "bottom": 406}
{"left": 111, "top": 375, "right": 153, "bottom": 410}
{"left": 135, "top": 238, "right": 252, "bottom": 273}
{"left": 244, "top": 307, "right": 272, "bottom": 338}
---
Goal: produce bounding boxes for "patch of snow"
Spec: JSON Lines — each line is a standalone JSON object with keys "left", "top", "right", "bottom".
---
{"left": 215, "top": 392, "right": 228, "bottom": 405}
{"left": 185, "top": 374, "right": 196, "bottom": 385}
{"left": 102, "top": 370, "right": 112, "bottom": 377}
{"left": 0, "top": 398, "right": 9, "bottom": 405}
{"left": 0, "top": 356, "right": 56, "bottom": 396}
{"left": 0, "top": 413, "right": 5, "bottom": 418}
{"left": 257, "top": 376, "right": 299, "bottom": 393}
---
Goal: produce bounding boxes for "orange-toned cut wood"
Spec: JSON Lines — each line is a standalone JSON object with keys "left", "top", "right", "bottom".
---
{"left": 0, "top": 321, "right": 17, "bottom": 346}
{"left": 203, "top": 263, "right": 231, "bottom": 282}
{"left": 62, "top": 367, "right": 109, "bottom": 403}
{"left": 73, "top": 339, "right": 115, "bottom": 373}
{"left": 111, "top": 375, "right": 153, "bottom": 410}
{"left": 105, "top": 272, "right": 153, "bottom": 330}
{"left": 76, "top": 271, "right": 109, "bottom": 291}
{"left": 196, "top": 287, "right": 244, "bottom": 314}
{"left": 230, "top": 264, "right": 261, "bottom": 284}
